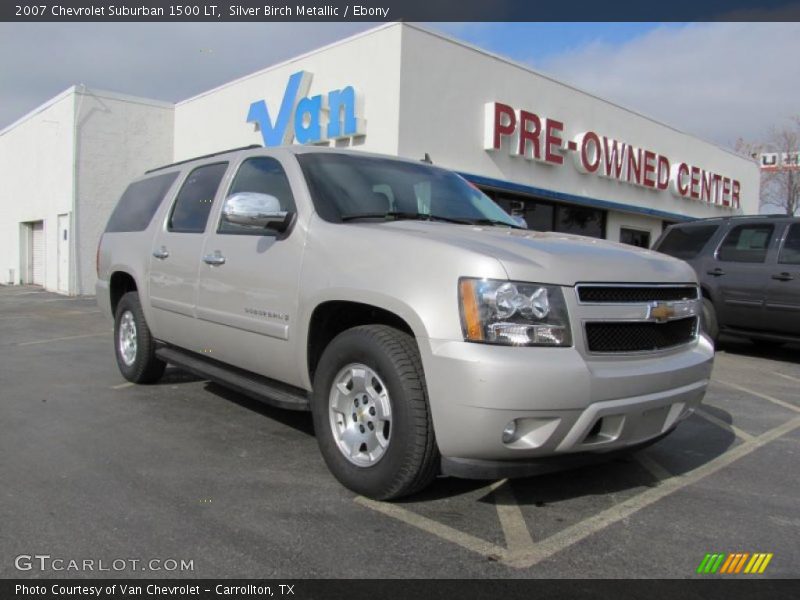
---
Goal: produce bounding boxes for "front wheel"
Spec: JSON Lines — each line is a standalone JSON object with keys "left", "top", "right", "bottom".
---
{"left": 311, "top": 325, "right": 439, "bottom": 500}
{"left": 114, "top": 291, "right": 165, "bottom": 384}
{"left": 701, "top": 297, "right": 719, "bottom": 343}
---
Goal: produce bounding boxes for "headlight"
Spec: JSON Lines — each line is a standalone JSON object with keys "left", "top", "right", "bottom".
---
{"left": 458, "top": 278, "right": 572, "bottom": 346}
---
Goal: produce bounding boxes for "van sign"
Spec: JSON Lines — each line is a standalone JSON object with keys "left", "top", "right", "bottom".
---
{"left": 247, "top": 71, "right": 365, "bottom": 146}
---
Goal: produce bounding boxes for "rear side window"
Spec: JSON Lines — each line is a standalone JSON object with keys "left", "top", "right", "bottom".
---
{"left": 168, "top": 162, "right": 228, "bottom": 233}
{"left": 779, "top": 224, "right": 800, "bottom": 265}
{"left": 655, "top": 225, "right": 719, "bottom": 259}
{"left": 717, "top": 224, "right": 774, "bottom": 263}
{"left": 105, "top": 172, "right": 178, "bottom": 233}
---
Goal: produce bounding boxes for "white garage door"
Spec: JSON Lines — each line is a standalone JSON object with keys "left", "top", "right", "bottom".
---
{"left": 31, "top": 221, "right": 44, "bottom": 286}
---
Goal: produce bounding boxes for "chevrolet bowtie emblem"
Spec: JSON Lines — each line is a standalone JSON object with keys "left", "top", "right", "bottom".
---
{"left": 648, "top": 302, "right": 676, "bottom": 322}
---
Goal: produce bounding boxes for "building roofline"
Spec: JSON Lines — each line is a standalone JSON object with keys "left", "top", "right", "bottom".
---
{"left": 177, "top": 20, "right": 750, "bottom": 162}
{"left": 74, "top": 86, "right": 174, "bottom": 110}
{"left": 0, "top": 86, "right": 77, "bottom": 137}
{"left": 176, "top": 22, "right": 400, "bottom": 106}
{"left": 401, "top": 23, "right": 749, "bottom": 162}
{"left": 0, "top": 85, "right": 173, "bottom": 137}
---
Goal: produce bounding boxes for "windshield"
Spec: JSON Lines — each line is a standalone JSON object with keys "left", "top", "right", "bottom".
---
{"left": 655, "top": 224, "right": 719, "bottom": 260}
{"left": 297, "top": 152, "right": 520, "bottom": 227}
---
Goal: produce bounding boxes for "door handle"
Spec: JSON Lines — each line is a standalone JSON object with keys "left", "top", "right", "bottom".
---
{"left": 771, "top": 272, "right": 794, "bottom": 281}
{"left": 707, "top": 268, "right": 725, "bottom": 277}
{"left": 152, "top": 246, "right": 169, "bottom": 260}
{"left": 203, "top": 252, "right": 226, "bottom": 266}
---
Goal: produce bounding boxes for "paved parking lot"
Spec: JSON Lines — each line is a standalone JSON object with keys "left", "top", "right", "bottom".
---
{"left": 1, "top": 285, "right": 798, "bottom": 578}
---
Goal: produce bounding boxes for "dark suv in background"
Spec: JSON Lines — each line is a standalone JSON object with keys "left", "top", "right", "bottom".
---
{"left": 653, "top": 215, "right": 800, "bottom": 346}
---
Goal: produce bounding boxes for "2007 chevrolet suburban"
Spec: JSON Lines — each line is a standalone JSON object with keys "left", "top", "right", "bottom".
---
{"left": 96, "top": 145, "right": 714, "bottom": 500}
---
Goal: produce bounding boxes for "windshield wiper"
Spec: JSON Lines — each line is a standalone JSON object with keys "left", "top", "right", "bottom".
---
{"left": 466, "top": 218, "right": 526, "bottom": 229}
{"left": 340, "top": 211, "right": 472, "bottom": 225}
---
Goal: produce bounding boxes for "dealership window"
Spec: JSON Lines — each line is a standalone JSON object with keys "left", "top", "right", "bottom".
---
{"left": 169, "top": 162, "right": 229, "bottom": 233}
{"left": 554, "top": 205, "right": 604, "bottom": 238}
{"left": 619, "top": 228, "right": 651, "bottom": 248}
{"left": 488, "top": 190, "right": 605, "bottom": 238}
{"left": 717, "top": 224, "right": 774, "bottom": 263}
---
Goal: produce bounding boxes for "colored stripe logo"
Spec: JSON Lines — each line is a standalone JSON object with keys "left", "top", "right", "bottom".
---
{"left": 696, "top": 552, "right": 773, "bottom": 574}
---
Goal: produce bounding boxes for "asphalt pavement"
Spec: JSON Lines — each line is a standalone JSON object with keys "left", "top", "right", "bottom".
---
{"left": 1, "top": 285, "right": 798, "bottom": 578}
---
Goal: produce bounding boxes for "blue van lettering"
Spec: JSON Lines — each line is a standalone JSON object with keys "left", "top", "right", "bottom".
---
{"left": 248, "top": 72, "right": 364, "bottom": 146}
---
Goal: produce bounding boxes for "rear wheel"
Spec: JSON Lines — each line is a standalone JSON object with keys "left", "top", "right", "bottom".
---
{"left": 114, "top": 291, "right": 165, "bottom": 383}
{"left": 311, "top": 325, "right": 439, "bottom": 500}
{"left": 701, "top": 297, "right": 719, "bottom": 343}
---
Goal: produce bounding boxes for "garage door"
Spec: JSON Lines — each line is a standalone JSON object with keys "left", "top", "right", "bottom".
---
{"left": 31, "top": 221, "right": 44, "bottom": 286}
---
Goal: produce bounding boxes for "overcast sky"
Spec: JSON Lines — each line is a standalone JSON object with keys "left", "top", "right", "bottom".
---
{"left": 1, "top": 22, "right": 798, "bottom": 149}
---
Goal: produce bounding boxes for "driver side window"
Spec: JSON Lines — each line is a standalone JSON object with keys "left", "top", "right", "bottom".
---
{"left": 219, "top": 157, "right": 296, "bottom": 235}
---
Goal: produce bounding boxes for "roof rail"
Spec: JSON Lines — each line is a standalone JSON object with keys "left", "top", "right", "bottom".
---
{"left": 680, "top": 213, "right": 795, "bottom": 223}
{"left": 145, "top": 144, "right": 263, "bottom": 174}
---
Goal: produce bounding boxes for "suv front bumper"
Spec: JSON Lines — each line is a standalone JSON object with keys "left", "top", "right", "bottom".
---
{"left": 419, "top": 336, "right": 714, "bottom": 461}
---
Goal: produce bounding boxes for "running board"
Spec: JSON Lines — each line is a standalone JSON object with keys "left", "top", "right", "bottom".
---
{"left": 155, "top": 346, "right": 310, "bottom": 411}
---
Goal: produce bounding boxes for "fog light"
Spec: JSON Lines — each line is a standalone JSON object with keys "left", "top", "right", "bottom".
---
{"left": 502, "top": 420, "right": 517, "bottom": 444}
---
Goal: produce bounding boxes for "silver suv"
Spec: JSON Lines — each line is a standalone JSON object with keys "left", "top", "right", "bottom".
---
{"left": 97, "top": 145, "right": 714, "bottom": 499}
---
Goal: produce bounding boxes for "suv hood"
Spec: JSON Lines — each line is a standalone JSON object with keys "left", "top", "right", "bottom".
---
{"left": 362, "top": 221, "right": 697, "bottom": 286}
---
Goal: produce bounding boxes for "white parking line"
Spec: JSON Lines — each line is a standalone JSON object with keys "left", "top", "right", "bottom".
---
{"left": 354, "top": 495, "right": 507, "bottom": 561}
{"left": 17, "top": 332, "right": 107, "bottom": 346}
{"left": 505, "top": 416, "right": 800, "bottom": 569}
{"left": 634, "top": 453, "right": 673, "bottom": 481}
{"left": 111, "top": 382, "right": 135, "bottom": 390}
{"left": 695, "top": 408, "right": 755, "bottom": 442}
{"left": 773, "top": 371, "right": 800, "bottom": 384}
{"left": 356, "top": 416, "right": 800, "bottom": 569}
{"left": 716, "top": 379, "right": 800, "bottom": 414}
{"left": 492, "top": 480, "right": 535, "bottom": 555}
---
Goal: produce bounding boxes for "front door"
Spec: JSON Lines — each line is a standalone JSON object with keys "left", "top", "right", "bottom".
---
{"left": 711, "top": 222, "right": 776, "bottom": 330}
{"left": 764, "top": 223, "right": 800, "bottom": 336}
{"left": 148, "top": 161, "right": 230, "bottom": 350}
{"left": 195, "top": 155, "right": 305, "bottom": 384}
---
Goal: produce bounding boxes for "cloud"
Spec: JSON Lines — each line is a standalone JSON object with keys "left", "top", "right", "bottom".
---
{"left": 0, "top": 22, "right": 375, "bottom": 129}
{"left": 536, "top": 23, "right": 800, "bottom": 148}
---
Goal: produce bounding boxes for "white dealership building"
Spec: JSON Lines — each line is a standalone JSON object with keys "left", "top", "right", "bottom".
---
{"left": 0, "top": 22, "right": 759, "bottom": 295}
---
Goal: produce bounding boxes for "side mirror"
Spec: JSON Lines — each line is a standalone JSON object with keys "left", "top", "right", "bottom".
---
{"left": 221, "top": 192, "right": 293, "bottom": 233}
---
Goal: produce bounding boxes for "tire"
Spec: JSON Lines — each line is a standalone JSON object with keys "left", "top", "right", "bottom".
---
{"left": 701, "top": 297, "right": 719, "bottom": 343}
{"left": 114, "top": 291, "right": 166, "bottom": 384}
{"left": 311, "top": 325, "right": 439, "bottom": 500}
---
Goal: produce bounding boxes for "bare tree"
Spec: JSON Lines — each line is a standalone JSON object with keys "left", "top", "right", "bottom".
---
{"left": 736, "top": 117, "right": 800, "bottom": 216}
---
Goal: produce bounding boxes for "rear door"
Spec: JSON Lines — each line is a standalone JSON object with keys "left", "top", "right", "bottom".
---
{"left": 764, "top": 222, "right": 800, "bottom": 335}
{"left": 711, "top": 222, "right": 777, "bottom": 330}
{"left": 148, "top": 162, "right": 230, "bottom": 349}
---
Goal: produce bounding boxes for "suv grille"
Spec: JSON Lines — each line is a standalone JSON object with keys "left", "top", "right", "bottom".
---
{"left": 585, "top": 317, "right": 698, "bottom": 353}
{"left": 577, "top": 286, "right": 698, "bottom": 303}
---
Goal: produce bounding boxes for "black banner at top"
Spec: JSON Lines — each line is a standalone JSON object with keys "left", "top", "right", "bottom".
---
{"left": 3, "top": 0, "right": 800, "bottom": 22}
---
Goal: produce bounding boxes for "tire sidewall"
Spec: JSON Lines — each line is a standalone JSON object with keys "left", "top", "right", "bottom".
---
{"left": 701, "top": 297, "right": 719, "bottom": 343}
{"left": 114, "top": 292, "right": 150, "bottom": 382}
{"left": 311, "top": 328, "right": 424, "bottom": 497}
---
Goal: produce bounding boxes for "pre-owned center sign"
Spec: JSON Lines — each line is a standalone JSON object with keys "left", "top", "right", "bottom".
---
{"left": 484, "top": 102, "right": 741, "bottom": 209}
